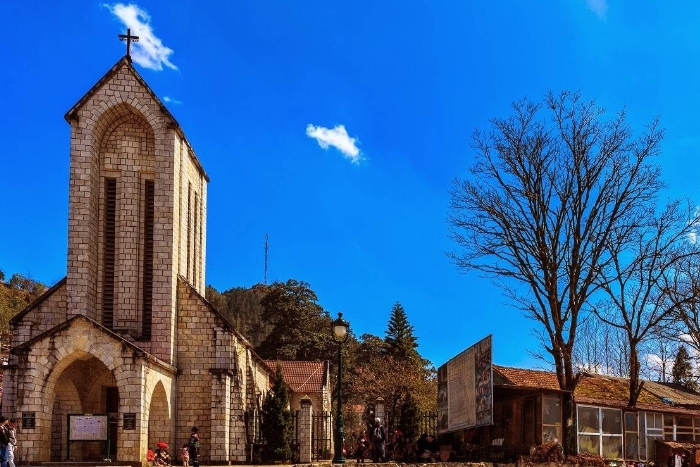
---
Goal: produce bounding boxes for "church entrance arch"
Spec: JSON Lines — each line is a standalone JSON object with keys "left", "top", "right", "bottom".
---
{"left": 49, "top": 352, "right": 118, "bottom": 462}
{"left": 147, "top": 380, "right": 171, "bottom": 450}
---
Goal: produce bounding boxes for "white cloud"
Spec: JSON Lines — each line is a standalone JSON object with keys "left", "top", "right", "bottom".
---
{"left": 104, "top": 3, "right": 177, "bottom": 71}
{"left": 163, "top": 96, "right": 182, "bottom": 105}
{"left": 586, "top": 0, "right": 608, "bottom": 19}
{"left": 306, "top": 124, "right": 363, "bottom": 164}
{"left": 688, "top": 206, "right": 700, "bottom": 244}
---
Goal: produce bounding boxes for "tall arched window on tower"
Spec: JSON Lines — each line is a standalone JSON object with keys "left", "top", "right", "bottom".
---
{"left": 193, "top": 191, "right": 199, "bottom": 287}
{"left": 186, "top": 182, "right": 192, "bottom": 281}
{"left": 102, "top": 178, "right": 117, "bottom": 329}
{"left": 141, "top": 179, "right": 154, "bottom": 339}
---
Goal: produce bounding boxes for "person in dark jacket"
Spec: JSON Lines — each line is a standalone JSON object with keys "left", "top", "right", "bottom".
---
{"left": 370, "top": 418, "right": 386, "bottom": 463}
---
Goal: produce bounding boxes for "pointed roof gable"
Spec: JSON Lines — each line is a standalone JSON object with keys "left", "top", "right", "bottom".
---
{"left": 11, "top": 314, "right": 176, "bottom": 374}
{"left": 9, "top": 276, "right": 67, "bottom": 326}
{"left": 64, "top": 56, "right": 209, "bottom": 182}
{"left": 264, "top": 360, "right": 328, "bottom": 393}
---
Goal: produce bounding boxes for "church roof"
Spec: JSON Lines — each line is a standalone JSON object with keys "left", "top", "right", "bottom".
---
{"left": 10, "top": 314, "right": 177, "bottom": 375}
{"left": 264, "top": 360, "right": 328, "bottom": 393}
{"left": 64, "top": 55, "right": 209, "bottom": 182}
{"left": 9, "top": 276, "right": 67, "bottom": 326}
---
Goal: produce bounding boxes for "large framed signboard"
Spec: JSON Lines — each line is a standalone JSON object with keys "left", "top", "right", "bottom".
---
{"left": 437, "top": 335, "right": 493, "bottom": 434}
{"left": 68, "top": 414, "right": 109, "bottom": 441}
{"left": 67, "top": 414, "right": 110, "bottom": 461}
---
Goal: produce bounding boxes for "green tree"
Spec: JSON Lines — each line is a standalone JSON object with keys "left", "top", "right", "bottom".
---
{"left": 671, "top": 346, "right": 697, "bottom": 391}
{"left": 449, "top": 91, "right": 669, "bottom": 453}
{"left": 261, "top": 365, "right": 293, "bottom": 461}
{"left": 397, "top": 393, "right": 420, "bottom": 440}
{"left": 348, "top": 320, "right": 436, "bottom": 435}
{"left": 385, "top": 302, "right": 418, "bottom": 360}
{"left": 255, "top": 280, "right": 335, "bottom": 361}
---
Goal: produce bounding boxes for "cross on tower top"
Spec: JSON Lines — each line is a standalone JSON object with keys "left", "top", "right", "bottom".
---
{"left": 118, "top": 28, "right": 140, "bottom": 58}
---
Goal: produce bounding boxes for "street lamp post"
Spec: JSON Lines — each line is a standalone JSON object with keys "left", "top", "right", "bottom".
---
{"left": 332, "top": 312, "right": 350, "bottom": 464}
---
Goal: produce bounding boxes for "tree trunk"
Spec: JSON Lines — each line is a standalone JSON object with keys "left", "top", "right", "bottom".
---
{"left": 562, "top": 391, "right": 576, "bottom": 456}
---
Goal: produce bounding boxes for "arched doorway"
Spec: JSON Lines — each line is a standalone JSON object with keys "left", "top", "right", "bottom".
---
{"left": 50, "top": 353, "right": 117, "bottom": 462}
{"left": 147, "top": 381, "right": 171, "bottom": 449}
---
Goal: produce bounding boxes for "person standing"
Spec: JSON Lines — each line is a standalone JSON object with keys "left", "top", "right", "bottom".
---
{"left": 180, "top": 443, "right": 190, "bottom": 467}
{"left": 188, "top": 426, "right": 200, "bottom": 467}
{"left": 0, "top": 416, "right": 9, "bottom": 467}
{"left": 370, "top": 418, "right": 386, "bottom": 463}
{"left": 5, "top": 419, "right": 17, "bottom": 467}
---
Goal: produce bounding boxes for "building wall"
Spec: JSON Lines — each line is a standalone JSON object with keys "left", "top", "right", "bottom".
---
{"left": 9, "top": 282, "right": 67, "bottom": 347}
{"left": 64, "top": 61, "right": 210, "bottom": 365}
{"left": 5, "top": 318, "right": 177, "bottom": 463}
{"left": 176, "top": 279, "right": 272, "bottom": 463}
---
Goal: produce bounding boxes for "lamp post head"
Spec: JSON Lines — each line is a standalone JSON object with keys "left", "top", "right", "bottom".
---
{"left": 332, "top": 312, "right": 350, "bottom": 343}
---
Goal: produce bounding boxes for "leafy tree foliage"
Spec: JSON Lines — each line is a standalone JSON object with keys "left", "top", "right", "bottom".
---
{"left": 671, "top": 346, "right": 697, "bottom": 391}
{"left": 255, "top": 280, "right": 336, "bottom": 361}
{"left": 348, "top": 303, "right": 436, "bottom": 434}
{"left": 206, "top": 284, "right": 271, "bottom": 348}
{"left": 449, "top": 91, "right": 670, "bottom": 452}
{"left": 385, "top": 302, "right": 418, "bottom": 360}
{"left": 396, "top": 393, "right": 420, "bottom": 440}
{"left": 261, "top": 365, "right": 293, "bottom": 461}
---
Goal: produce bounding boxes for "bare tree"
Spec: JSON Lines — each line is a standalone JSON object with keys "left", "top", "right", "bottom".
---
{"left": 449, "top": 91, "right": 666, "bottom": 452}
{"left": 592, "top": 201, "right": 700, "bottom": 406}
{"left": 639, "top": 326, "right": 677, "bottom": 382}
{"left": 573, "top": 312, "right": 630, "bottom": 377}
{"left": 661, "top": 246, "right": 700, "bottom": 359}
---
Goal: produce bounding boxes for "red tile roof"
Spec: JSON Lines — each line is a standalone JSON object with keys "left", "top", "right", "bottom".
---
{"left": 264, "top": 360, "right": 327, "bottom": 393}
{"left": 493, "top": 365, "right": 562, "bottom": 391}
{"left": 494, "top": 365, "right": 700, "bottom": 413}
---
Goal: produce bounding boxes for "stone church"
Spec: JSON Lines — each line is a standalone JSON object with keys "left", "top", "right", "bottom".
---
{"left": 1, "top": 53, "right": 300, "bottom": 464}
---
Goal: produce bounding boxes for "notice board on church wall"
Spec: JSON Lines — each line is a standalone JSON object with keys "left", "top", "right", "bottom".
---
{"left": 68, "top": 414, "right": 109, "bottom": 441}
{"left": 437, "top": 335, "right": 493, "bottom": 434}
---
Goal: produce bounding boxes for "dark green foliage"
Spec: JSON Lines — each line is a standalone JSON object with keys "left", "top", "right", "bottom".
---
{"left": 385, "top": 302, "right": 419, "bottom": 360}
{"left": 261, "top": 365, "right": 293, "bottom": 462}
{"left": 205, "top": 283, "right": 271, "bottom": 348}
{"left": 397, "top": 393, "right": 419, "bottom": 439}
{"left": 255, "top": 280, "right": 336, "bottom": 361}
{"left": 672, "top": 346, "right": 697, "bottom": 390}
{"left": 207, "top": 279, "right": 337, "bottom": 361}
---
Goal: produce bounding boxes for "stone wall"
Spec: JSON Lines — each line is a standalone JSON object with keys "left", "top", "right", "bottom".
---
{"left": 176, "top": 278, "right": 272, "bottom": 463}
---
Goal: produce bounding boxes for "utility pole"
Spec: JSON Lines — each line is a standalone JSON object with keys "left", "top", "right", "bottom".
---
{"left": 264, "top": 233, "right": 269, "bottom": 285}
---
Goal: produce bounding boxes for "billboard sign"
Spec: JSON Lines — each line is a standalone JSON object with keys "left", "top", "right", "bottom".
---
{"left": 437, "top": 335, "right": 493, "bottom": 433}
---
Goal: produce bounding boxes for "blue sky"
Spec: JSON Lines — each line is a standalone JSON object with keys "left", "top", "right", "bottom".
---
{"left": 3, "top": 1, "right": 700, "bottom": 370}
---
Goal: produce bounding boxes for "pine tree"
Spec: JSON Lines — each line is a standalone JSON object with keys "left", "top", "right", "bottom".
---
{"left": 261, "top": 365, "right": 293, "bottom": 461}
{"left": 672, "top": 346, "right": 698, "bottom": 391}
{"left": 385, "top": 302, "right": 419, "bottom": 360}
{"left": 397, "top": 393, "right": 420, "bottom": 439}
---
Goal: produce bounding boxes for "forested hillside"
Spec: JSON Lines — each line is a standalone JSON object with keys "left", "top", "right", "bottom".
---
{"left": 0, "top": 270, "right": 46, "bottom": 346}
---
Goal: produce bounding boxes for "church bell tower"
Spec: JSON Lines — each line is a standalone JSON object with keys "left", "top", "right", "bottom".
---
{"left": 63, "top": 53, "right": 208, "bottom": 363}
